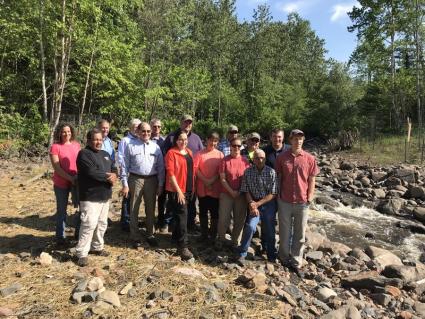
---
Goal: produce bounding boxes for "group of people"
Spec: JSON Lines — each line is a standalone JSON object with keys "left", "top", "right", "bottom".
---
{"left": 49, "top": 115, "right": 318, "bottom": 270}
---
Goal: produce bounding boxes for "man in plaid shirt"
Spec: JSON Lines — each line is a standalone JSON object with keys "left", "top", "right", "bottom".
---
{"left": 236, "top": 149, "right": 278, "bottom": 265}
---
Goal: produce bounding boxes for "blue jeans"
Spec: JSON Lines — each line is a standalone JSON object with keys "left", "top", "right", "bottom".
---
{"left": 238, "top": 200, "right": 277, "bottom": 260}
{"left": 54, "top": 185, "right": 78, "bottom": 240}
{"left": 120, "top": 192, "right": 131, "bottom": 229}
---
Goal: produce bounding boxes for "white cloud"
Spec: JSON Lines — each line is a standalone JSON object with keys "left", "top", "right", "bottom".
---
{"left": 276, "top": 0, "right": 318, "bottom": 14}
{"left": 331, "top": 2, "right": 357, "bottom": 22}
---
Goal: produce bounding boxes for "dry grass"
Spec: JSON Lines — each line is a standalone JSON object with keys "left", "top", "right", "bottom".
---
{"left": 0, "top": 160, "right": 286, "bottom": 318}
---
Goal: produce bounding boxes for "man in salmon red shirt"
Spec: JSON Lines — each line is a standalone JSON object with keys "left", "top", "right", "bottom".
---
{"left": 275, "top": 129, "right": 319, "bottom": 269}
{"left": 194, "top": 132, "right": 224, "bottom": 242}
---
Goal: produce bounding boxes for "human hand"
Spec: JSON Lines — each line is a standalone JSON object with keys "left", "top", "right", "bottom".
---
{"left": 106, "top": 172, "right": 117, "bottom": 184}
{"left": 121, "top": 186, "right": 129, "bottom": 198}
{"left": 177, "top": 191, "right": 186, "bottom": 205}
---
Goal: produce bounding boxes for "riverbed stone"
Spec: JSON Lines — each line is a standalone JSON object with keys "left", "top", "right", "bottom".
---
{"left": 305, "top": 231, "right": 327, "bottom": 250}
{"left": 414, "top": 301, "right": 425, "bottom": 317}
{"left": 317, "top": 287, "right": 337, "bottom": 302}
{"left": 370, "top": 293, "right": 392, "bottom": 306}
{"left": 87, "top": 277, "right": 104, "bottom": 292}
{"left": 306, "top": 251, "right": 324, "bottom": 262}
{"left": 413, "top": 207, "right": 425, "bottom": 223}
{"left": 349, "top": 248, "right": 371, "bottom": 262}
{"left": 0, "top": 283, "right": 22, "bottom": 297}
{"left": 393, "top": 167, "right": 417, "bottom": 183}
{"left": 99, "top": 290, "right": 121, "bottom": 307}
{"left": 408, "top": 186, "right": 425, "bottom": 200}
{"left": 319, "top": 240, "right": 351, "bottom": 256}
{"left": 372, "top": 189, "right": 386, "bottom": 199}
{"left": 376, "top": 199, "right": 404, "bottom": 216}
{"left": 341, "top": 271, "right": 403, "bottom": 290}
{"left": 315, "top": 196, "right": 339, "bottom": 208}
{"left": 382, "top": 264, "right": 425, "bottom": 283}
{"left": 371, "top": 171, "right": 387, "bottom": 182}
{"left": 365, "top": 246, "right": 403, "bottom": 269}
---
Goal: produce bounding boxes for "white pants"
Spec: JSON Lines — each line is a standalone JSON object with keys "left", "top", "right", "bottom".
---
{"left": 76, "top": 200, "right": 109, "bottom": 258}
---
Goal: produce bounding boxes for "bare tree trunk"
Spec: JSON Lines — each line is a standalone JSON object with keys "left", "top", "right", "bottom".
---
{"left": 78, "top": 19, "right": 99, "bottom": 130}
{"left": 414, "top": 0, "right": 423, "bottom": 148}
{"left": 39, "top": 0, "right": 48, "bottom": 122}
{"left": 390, "top": 3, "right": 397, "bottom": 130}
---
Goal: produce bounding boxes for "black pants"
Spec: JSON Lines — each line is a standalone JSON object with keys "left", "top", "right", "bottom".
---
{"left": 187, "top": 194, "right": 197, "bottom": 228}
{"left": 198, "top": 196, "right": 219, "bottom": 239}
{"left": 169, "top": 192, "right": 191, "bottom": 247}
{"left": 157, "top": 191, "right": 168, "bottom": 227}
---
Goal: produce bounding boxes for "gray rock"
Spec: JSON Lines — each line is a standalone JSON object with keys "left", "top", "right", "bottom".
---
{"left": 372, "top": 188, "right": 386, "bottom": 199}
{"left": 72, "top": 292, "right": 86, "bottom": 304}
{"left": 315, "top": 196, "right": 340, "bottom": 208}
{"left": 73, "top": 279, "right": 88, "bottom": 293}
{"left": 319, "top": 240, "right": 351, "bottom": 256}
{"left": 341, "top": 271, "right": 403, "bottom": 290}
{"left": 91, "top": 300, "right": 112, "bottom": 315}
{"left": 276, "top": 288, "right": 297, "bottom": 307}
{"left": 213, "top": 281, "right": 227, "bottom": 290}
{"left": 305, "top": 231, "right": 327, "bottom": 250}
{"left": 359, "top": 176, "right": 371, "bottom": 187}
{"left": 72, "top": 291, "right": 98, "bottom": 304}
{"left": 376, "top": 198, "right": 404, "bottom": 216}
{"left": 393, "top": 167, "right": 417, "bottom": 183}
{"left": 313, "top": 299, "right": 331, "bottom": 312}
{"left": 408, "top": 186, "right": 425, "bottom": 199}
{"left": 385, "top": 176, "right": 402, "bottom": 187}
{"left": 340, "top": 162, "right": 356, "bottom": 170}
{"left": 382, "top": 264, "right": 425, "bottom": 283}
{"left": 98, "top": 290, "right": 121, "bottom": 307}
{"left": 414, "top": 301, "right": 425, "bottom": 317}
{"left": 370, "top": 293, "right": 392, "bottom": 306}
{"left": 349, "top": 248, "right": 371, "bottom": 262}
{"left": 306, "top": 251, "right": 324, "bottom": 261}
{"left": 365, "top": 245, "right": 403, "bottom": 269}
{"left": 413, "top": 207, "right": 425, "bottom": 223}
{"left": 87, "top": 277, "right": 103, "bottom": 292}
{"left": 371, "top": 171, "right": 387, "bottom": 182}
{"left": 0, "top": 283, "right": 22, "bottom": 297}
{"left": 320, "top": 305, "right": 360, "bottom": 319}
{"left": 317, "top": 287, "right": 337, "bottom": 302}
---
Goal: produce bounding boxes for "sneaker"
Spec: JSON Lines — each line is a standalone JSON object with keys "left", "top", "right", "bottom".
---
{"left": 90, "top": 250, "right": 110, "bottom": 257}
{"left": 77, "top": 257, "right": 89, "bottom": 267}
{"left": 146, "top": 236, "right": 159, "bottom": 247}
{"left": 178, "top": 247, "right": 194, "bottom": 261}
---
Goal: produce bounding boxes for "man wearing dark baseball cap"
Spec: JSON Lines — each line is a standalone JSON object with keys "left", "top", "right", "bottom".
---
{"left": 275, "top": 128, "right": 319, "bottom": 272}
{"left": 241, "top": 132, "right": 261, "bottom": 164}
{"left": 218, "top": 125, "right": 242, "bottom": 156}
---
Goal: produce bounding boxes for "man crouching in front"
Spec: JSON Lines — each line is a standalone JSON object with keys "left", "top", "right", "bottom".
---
{"left": 75, "top": 128, "right": 118, "bottom": 267}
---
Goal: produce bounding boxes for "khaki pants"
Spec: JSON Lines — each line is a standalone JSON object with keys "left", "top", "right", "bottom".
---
{"left": 76, "top": 200, "right": 109, "bottom": 258}
{"left": 277, "top": 199, "right": 309, "bottom": 267}
{"left": 128, "top": 174, "right": 158, "bottom": 239}
{"left": 217, "top": 192, "right": 247, "bottom": 246}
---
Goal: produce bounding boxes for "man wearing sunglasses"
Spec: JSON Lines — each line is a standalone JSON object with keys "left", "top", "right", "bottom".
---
{"left": 120, "top": 122, "right": 165, "bottom": 248}
{"left": 241, "top": 132, "right": 261, "bottom": 164}
{"left": 218, "top": 125, "right": 243, "bottom": 156}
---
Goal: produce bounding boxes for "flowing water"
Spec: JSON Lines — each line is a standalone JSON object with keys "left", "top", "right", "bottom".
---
{"left": 310, "top": 197, "right": 425, "bottom": 260}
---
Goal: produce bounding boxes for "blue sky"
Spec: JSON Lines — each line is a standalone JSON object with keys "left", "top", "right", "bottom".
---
{"left": 235, "top": 0, "right": 360, "bottom": 62}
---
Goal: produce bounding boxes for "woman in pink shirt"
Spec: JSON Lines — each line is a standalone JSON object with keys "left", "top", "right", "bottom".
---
{"left": 194, "top": 132, "right": 224, "bottom": 242}
{"left": 49, "top": 123, "right": 81, "bottom": 246}
{"left": 217, "top": 137, "right": 250, "bottom": 248}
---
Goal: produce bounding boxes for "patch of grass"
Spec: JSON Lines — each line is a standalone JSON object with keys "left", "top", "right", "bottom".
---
{"left": 348, "top": 134, "right": 425, "bottom": 165}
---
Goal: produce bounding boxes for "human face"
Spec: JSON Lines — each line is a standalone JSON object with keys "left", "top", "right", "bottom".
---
{"left": 60, "top": 126, "right": 72, "bottom": 143}
{"left": 271, "top": 132, "right": 284, "bottom": 149}
{"left": 99, "top": 122, "right": 110, "bottom": 138}
{"left": 253, "top": 152, "right": 266, "bottom": 170}
{"left": 207, "top": 137, "right": 219, "bottom": 150}
{"left": 151, "top": 121, "right": 161, "bottom": 136}
{"left": 90, "top": 133, "right": 103, "bottom": 151}
{"left": 290, "top": 135, "right": 304, "bottom": 151}
{"left": 176, "top": 133, "right": 188, "bottom": 150}
{"left": 230, "top": 140, "right": 242, "bottom": 157}
{"left": 180, "top": 120, "right": 193, "bottom": 133}
{"left": 227, "top": 130, "right": 238, "bottom": 141}
{"left": 129, "top": 123, "right": 139, "bottom": 136}
{"left": 138, "top": 124, "right": 151, "bottom": 142}
{"left": 248, "top": 138, "right": 260, "bottom": 151}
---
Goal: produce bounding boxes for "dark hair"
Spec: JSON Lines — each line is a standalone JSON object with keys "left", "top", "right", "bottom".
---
{"left": 97, "top": 119, "right": 110, "bottom": 127}
{"left": 207, "top": 131, "right": 220, "bottom": 140}
{"left": 54, "top": 123, "right": 76, "bottom": 143}
{"left": 86, "top": 128, "right": 102, "bottom": 142}
{"left": 229, "top": 137, "right": 241, "bottom": 144}
{"left": 172, "top": 128, "right": 187, "bottom": 148}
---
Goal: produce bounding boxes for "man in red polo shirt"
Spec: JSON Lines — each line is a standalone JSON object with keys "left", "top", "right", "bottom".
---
{"left": 275, "top": 129, "right": 319, "bottom": 269}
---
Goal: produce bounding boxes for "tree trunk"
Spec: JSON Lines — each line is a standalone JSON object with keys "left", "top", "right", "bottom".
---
{"left": 414, "top": 0, "right": 423, "bottom": 148}
{"left": 39, "top": 0, "right": 48, "bottom": 122}
{"left": 390, "top": 1, "right": 398, "bottom": 130}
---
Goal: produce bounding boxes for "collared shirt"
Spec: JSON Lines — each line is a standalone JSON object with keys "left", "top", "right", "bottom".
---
{"left": 240, "top": 165, "right": 277, "bottom": 200}
{"left": 241, "top": 148, "right": 255, "bottom": 164}
{"left": 117, "top": 132, "right": 138, "bottom": 167}
{"left": 151, "top": 135, "right": 165, "bottom": 150}
{"left": 162, "top": 130, "right": 204, "bottom": 156}
{"left": 120, "top": 139, "right": 165, "bottom": 187}
{"left": 219, "top": 155, "right": 250, "bottom": 194}
{"left": 194, "top": 148, "right": 224, "bottom": 198}
{"left": 101, "top": 136, "right": 115, "bottom": 162}
{"left": 218, "top": 139, "right": 244, "bottom": 156}
{"left": 263, "top": 144, "right": 291, "bottom": 169}
{"left": 275, "top": 149, "right": 319, "bottom": 203}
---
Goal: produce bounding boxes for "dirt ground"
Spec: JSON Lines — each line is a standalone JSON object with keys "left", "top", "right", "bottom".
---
{"left": 0, "top": 160, "right": 286, "bottom": 319}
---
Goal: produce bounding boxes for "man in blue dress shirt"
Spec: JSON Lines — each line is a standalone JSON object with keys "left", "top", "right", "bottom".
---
{"left": 98, "top": 119, "right": 115, "bottom": 162}
{"left": 120, "top": 122, "right": 165, "bottom": 248}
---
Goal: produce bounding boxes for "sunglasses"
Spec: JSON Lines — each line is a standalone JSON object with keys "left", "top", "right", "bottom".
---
{"left": 250, "top": 139, "right": 260, "bottom": 143}
{"left": 140, "top": 130, "right": 151, "bottom": 133}
{"left": 229, "top": 130, "right": 238, "bottom": 134}
{"left": 231, "top": 144, "right": 242, "bottom": 148}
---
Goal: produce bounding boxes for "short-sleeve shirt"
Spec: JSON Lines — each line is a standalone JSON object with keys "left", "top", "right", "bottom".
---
{"left": 240, "top": 165, "right": 277, "bottom": 201}
{"left": 194, "top": 148, "right": 224, "bottom": 198}
{"left": 50, "top": 141, "right": 81, "bottom": 189}
{"left": 275, "top": 149, "right": 319, "bottom": 203}
{"left": 219, "top": 155, "right": 250, "bottom": 194}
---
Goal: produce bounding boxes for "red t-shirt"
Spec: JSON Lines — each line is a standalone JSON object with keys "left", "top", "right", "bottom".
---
{"left": 219, "top": 155, "right": 250, "bottom": 195}
{"left": 275, "top": 149, "right": 319, "bottom": 203}
{"left": 165, "top": 147, "right": 196, "bottom": 193}
{"left": 194, "top": 148, "right": 224, "bottom": 198}
{"left": 50, "top": 141, "right": 81, "bottom": 189}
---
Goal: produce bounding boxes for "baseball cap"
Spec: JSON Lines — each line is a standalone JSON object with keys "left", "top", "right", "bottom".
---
{"left": 181, "top": 114, "right": 193, "bottom": 122}
{"left": 289, "top": 129, "right": 304, "bottom": 137}
{"left": 250, "top": 132, "right": 261, "bottom": 140}
{"left": 228, "top": 125, "right": 238, "bottom": 132}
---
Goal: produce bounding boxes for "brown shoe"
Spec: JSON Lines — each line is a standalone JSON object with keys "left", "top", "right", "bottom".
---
{"left": 178, "top": 247, "right": 193, "bottom": 261}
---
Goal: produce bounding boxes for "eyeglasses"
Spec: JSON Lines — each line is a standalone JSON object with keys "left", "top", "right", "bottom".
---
{"left": 140, "top": 130, "right": 151, "bottom": 133}
{"left": 231, "top": 144, "right": 242, "bottom": 148}
{"left": 152, "top": 125, "right": 161, "bottom": 128}
{"left": 250, "top": 139, "right": 260, "bottom": 143}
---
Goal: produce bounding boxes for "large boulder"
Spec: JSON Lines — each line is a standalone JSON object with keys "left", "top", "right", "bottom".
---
{"left": 365, "top": 246, "right": 403, "bottom": 269}
{"left": 407, "top": 186, "right": 425, "bottom": 200}
{"left": 320, "top": 305, "right": 361, "bottom": 319}
{"left": 314, "top": 196, "right": 340, "bottom": 208}
{"left": 370, "top": 171, "right": 387, "bottom": 182}
{"left": 341, "top": 271, "right": 403, "bottom": 290}
{"left": 382, "top": 264, "right": 425, "bottom": 283}
{"left": 392, "top": 167, "right": 417, "bottom": 184}
{"left": 372, "top": 188, "right": 386, "bottom": 199}
{"left": 319, "top": 240, "right": 351, "bottom": 256}
{"left": 305, "top": 230, "right": 327, "bottom": 251}
{"left": 375, "top": 199, "right": 404, "bottom": 216}
{"left": 414, "top": 207, "right": 425, "bottom": 223}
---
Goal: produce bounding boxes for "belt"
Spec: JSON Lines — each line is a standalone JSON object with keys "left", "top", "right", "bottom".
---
{"left": 130, "top": 173, "right": 157, "bottom": 179}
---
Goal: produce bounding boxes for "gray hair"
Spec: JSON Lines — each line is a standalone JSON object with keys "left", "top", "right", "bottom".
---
{"left": 150, "top": 118, "right": 161, "bottom": 126}
{"left": 254, "top": 149, "right": 265, "bottom": 158}
{"left": 129, "top": 118, "right": 141, "bottom": 128}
